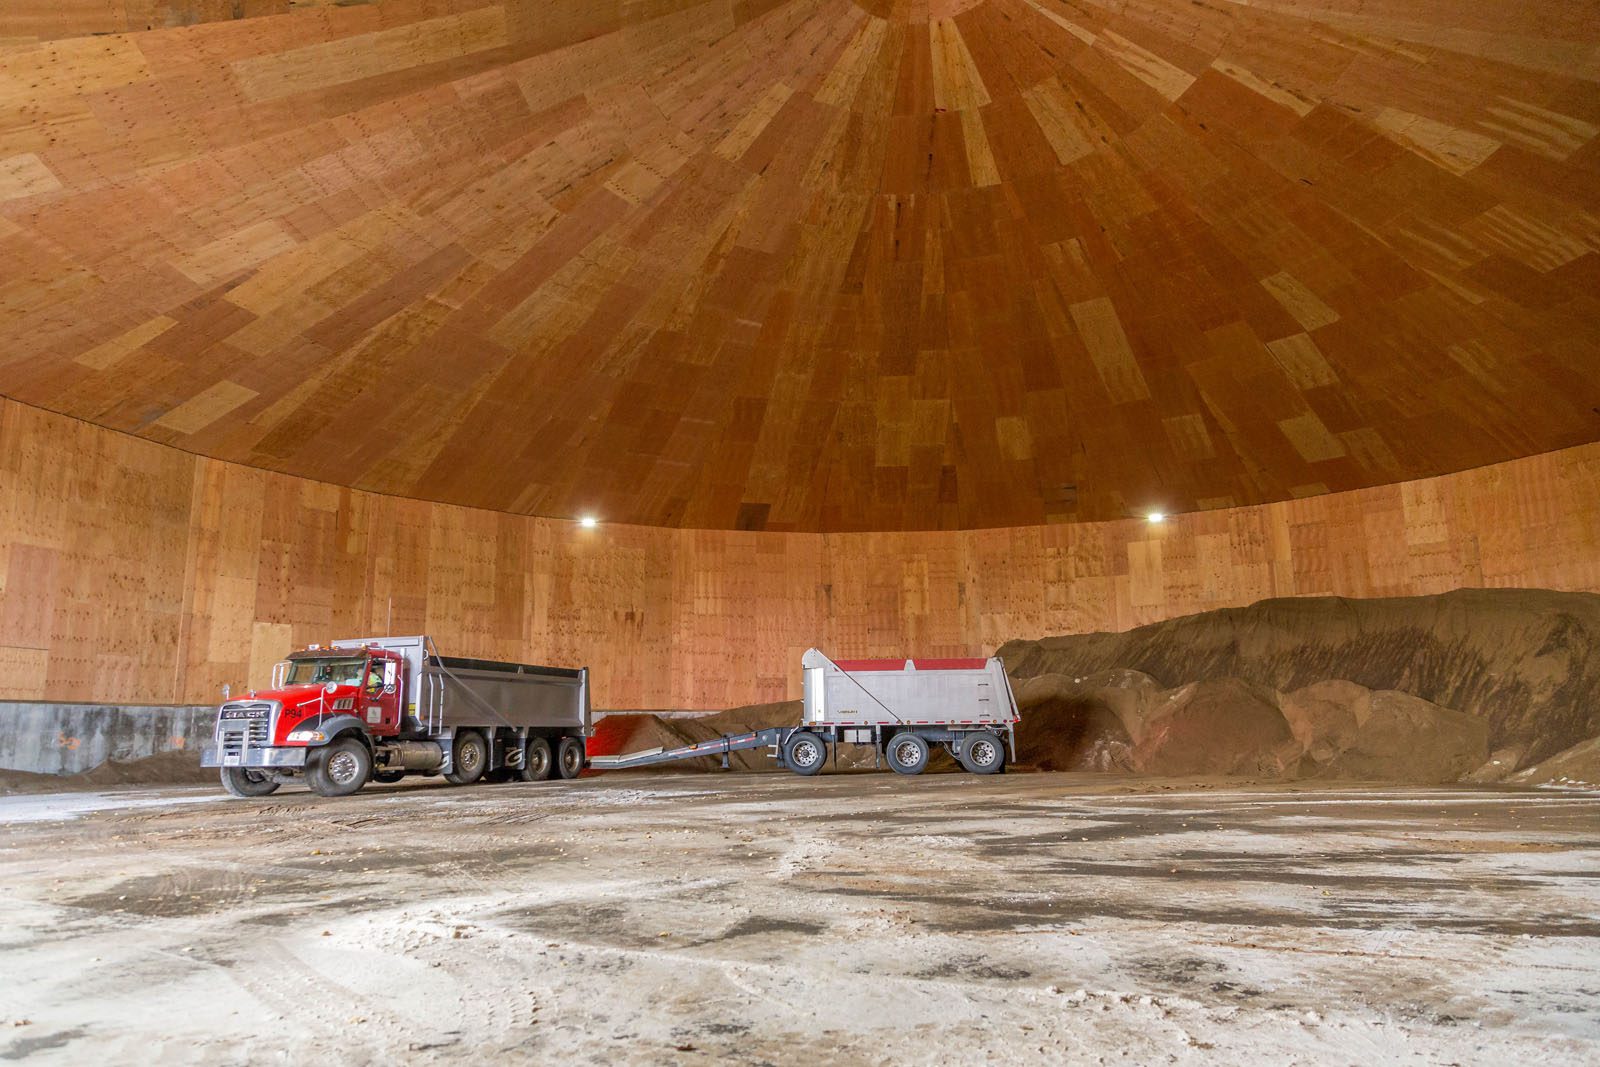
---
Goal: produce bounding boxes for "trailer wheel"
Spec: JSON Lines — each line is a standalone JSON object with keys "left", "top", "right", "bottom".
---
{"left": 555, "top": 736, "right": 584, "bottom": 780}
{"left": 521, "top": 736, "right": 553, "bottom": 782}
{"left": 220, "top": 767, "right": 279, "bottom": 798}
{"left": 307, "top": 738, "right": 371, "bottom": 797}
{"left": 886, "top": 732, "right": 930, "bottom": 775}
{"left": 957, "top": 730, "right": 1005, "bottom": 775}
{"left": 783, "top": 731, "right": 827, "bottom": 776}
{"left": 444, "top": 729, "right": 488, "bottom": 785}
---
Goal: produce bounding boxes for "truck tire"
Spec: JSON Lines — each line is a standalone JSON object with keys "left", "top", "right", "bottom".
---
{"left": 783, "top": 731, "right": 827, "bottom": 776}
{"left": 957, "top": 731, "right": 1005, "bottom": 775}
{"left": 444, "top": 729, "right": 488, "bottom": 785}
{"left": 555, "top": 736, "right": 584, "bottom": 780}
{"left": 307, "top": 737, "right": 371, "bottom": 797}
{"left": 520, "top": 736, "right": 553, "bottom": 782}
{"left": 220, "top": 767, "right": 279, "bottom": 798}
{"left": 886, "top": 732, "right": 930, "bottom": 775}
{"left": 372, "top": 770, "right": 406, "bottom": 785}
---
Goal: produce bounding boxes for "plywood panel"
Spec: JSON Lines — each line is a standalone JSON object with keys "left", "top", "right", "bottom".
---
{"left": 2, "top": 400, "right": 1597, "bottom": 709}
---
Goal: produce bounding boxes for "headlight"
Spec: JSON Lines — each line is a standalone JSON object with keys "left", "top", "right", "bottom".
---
{"left": 287, "top": 729, "right": 327, "bottom": 743}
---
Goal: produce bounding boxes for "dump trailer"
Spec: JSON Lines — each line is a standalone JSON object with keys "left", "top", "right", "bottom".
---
{"left": 201, "top": 636, "right": 590, "bottom": 798}
{"left": 590, "top": 649, "right": 1019, "bottom": 776}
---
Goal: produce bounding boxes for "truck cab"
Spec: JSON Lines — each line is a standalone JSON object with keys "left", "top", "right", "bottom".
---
{"left": 269, "top": 647, "right": 407, "bottom": 741}
{"left": 204, "top": 645, "right": 407, "bottom": 797}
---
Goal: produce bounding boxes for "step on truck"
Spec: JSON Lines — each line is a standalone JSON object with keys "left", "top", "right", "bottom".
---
{"left": 201, "top": 636, "right": 590, "bottom": 798}
{"left": 590, "top": 649, "right": 1019, "bottom": 776}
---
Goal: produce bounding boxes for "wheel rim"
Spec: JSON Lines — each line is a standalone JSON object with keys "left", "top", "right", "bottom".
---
{"left": 327, "top": 750, "right": 362, "bottom": 786}
{"left": 530, "top": 747, "right": 549, "bottom": 775}
{"left": 243, "top": 770, "right": 268, "bottom": 785}
{"left": 970, "top": 740, "right": 997, "bottom": 766}
{"left": 894, "top": 740, "right": 921, "bottom": 767}
{"left": 459, "top": 742, "right": 482, "bottom": 772}
{"left": 561, "top": 747, "right": 580, "bottom": 773}
{"left": 793, "top": 739, "right": 821, "bottom": 767}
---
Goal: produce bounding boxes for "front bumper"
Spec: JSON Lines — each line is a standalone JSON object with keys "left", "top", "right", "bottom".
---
{"left": 201, "top": 746, "right": 307, "bottom": 769}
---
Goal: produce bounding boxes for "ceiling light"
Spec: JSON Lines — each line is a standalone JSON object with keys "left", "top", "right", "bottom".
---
{"left": 579, "top": 515, "right": 598, "bottom": 529}
{"left": 1147, "top": 512, "right": 1166, "bottom": 524}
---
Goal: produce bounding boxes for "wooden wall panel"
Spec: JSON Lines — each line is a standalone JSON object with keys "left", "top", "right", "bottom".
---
{"left": 1, "top": 398, "right": 1597, "bottom": 708}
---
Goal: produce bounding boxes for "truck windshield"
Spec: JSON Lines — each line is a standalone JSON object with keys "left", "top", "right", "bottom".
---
{"left": 285, "top": 657, "right": 366, "bottom": 686}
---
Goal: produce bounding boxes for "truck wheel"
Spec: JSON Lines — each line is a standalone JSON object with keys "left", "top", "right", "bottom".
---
{"left": 957, "top": 731, "right": 1005, "bottom": 775}
{"left": 783, "top": 731, "right": 827, "bottom": 776}
{"left": 372, "top": 770, "right": 405, "bottom": 785}
{"left": 555, "top": 736, "right": 584, "bottom": 780}
{"left": 444, "top": 729, "right": 488, "bottom": 785}
{"left": 886, "top": 732, "right": 930, "bottom": 775}
{"left": 307, "top": 738, "right": 371, "bottom": 797}
{"left": 520, "top": 736, "right": 553, "bottom": 782}
{"left": 220, "top": 767, "right": 279, "bottom": 798}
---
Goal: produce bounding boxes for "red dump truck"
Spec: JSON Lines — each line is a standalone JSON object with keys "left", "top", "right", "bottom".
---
{"left": 201, "top": 636, "right": 590, "bottom": 797}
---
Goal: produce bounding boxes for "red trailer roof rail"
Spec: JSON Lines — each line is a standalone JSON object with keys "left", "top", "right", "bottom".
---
{"left": 833, "top": 657, "right": 989, "bottom": 672}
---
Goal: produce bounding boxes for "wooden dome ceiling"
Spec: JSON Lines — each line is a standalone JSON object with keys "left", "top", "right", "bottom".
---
{"left": 1, "top": 0, "right": 1597, "bottom": 531}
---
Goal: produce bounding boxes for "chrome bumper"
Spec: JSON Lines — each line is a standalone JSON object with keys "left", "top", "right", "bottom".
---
{"left": 201, "top": 746, "right": 306, "bottom": 769}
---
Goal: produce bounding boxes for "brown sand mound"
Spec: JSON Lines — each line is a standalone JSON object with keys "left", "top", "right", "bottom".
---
{"left": 1012, "top": 672, "right": 1150, "bottom": 772}
{"left": 0, "top": 751, "right": 212, "bottom": 795}
{"left": 1134, "top": 679, "right": 1296, "bottom": 777}
{"left": 999, "top": 589, "right": 1600, "bottom": 773}
{"left": 1316, "top": 689, "right": 1488, "bottom": 784}
{"left": 1279, "top": 680, "right": 1367, "bottom": 761}
{"left": 1508, "top": 736, "right": 1600, "bottom": 790}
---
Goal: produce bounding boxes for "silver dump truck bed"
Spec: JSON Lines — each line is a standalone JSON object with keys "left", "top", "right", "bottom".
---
{"left": 331, "top": 636, "right": 590, "bottom": 737}
{"left": 801, "top": 649, "right": 1017, "bottom": 727}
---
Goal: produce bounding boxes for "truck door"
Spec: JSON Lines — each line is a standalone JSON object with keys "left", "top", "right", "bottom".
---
{"left": 361, "top": 655, "right": 402, "bottom": 736}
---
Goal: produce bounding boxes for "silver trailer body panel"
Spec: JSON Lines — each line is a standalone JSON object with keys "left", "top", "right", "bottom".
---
{"left": 800, "top": 648, "right": 1018, "bottom": 727}
{"left": 332, "top": 636, "right": 590, "bottom": 737}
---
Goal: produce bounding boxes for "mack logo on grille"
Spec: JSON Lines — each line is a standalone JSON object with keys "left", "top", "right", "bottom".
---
{"left": 220, "top": 706, "right": 270, "bottom": 720}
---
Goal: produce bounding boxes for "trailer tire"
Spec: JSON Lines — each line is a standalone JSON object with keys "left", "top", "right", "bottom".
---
{"left": 783, "top": 731, "right": 827, "bottom": 776}
{"left": 556, "top": 736, "right": 584, "bottom": 780}
{"left": 307, "top": 737, "right": 371, "bottom": 797}
{"left": 886, "top": 732, "right": 930, "bottom": 775}
{"left": 521, "top": 736, "right": 553, "bottom": 782}
{"left": 957, "top": 730, "right": 1005, "bottom": 775}
{"left": 444, "top": 729, "right": 488, "bottom": 785}
{"left": 220, "top": 767, "right": 279, "bottom": 798}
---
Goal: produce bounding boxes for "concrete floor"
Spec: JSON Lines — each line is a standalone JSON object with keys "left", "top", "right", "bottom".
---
{"left": 1, "top": 774, "right": 1597, "bottom": 1065}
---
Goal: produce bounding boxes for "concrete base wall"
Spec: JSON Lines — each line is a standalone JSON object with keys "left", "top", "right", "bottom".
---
{"left": 0, "top": 704, "right": 702, "bottom": 777}
{"left": 0, "top": 703, "right": 216, "bottom": 776}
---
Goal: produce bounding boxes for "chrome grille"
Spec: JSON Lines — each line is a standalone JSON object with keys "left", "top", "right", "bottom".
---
{"left": 218, "top": 700, "right": 277, "bottom": 755}
{"left": 221, "top": 724, "right": 247, "bottom": 758}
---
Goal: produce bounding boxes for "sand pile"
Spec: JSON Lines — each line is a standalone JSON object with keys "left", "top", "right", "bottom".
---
{"left": 1009, "top": 672, "right": 1488, "bottom": 783}
{"left": 1508, "top": 737, "right": 1600, "bottom": 790}
{"left": 1000, "top": 589, "right": 1600, "bottom": 779}
{"left": 0, "top": 751, "right": 212, "bottom": 795}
